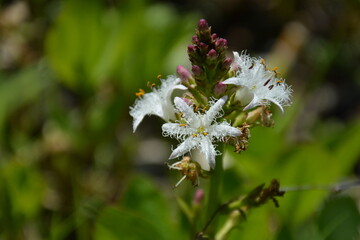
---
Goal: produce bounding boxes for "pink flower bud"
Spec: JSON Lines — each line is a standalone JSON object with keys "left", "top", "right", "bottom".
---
{"left": 224, "top": 58, "right": 232, "bottom": 68}
{"left": 214, "top": 81, "right": 227, "bottom": 96}
{"left": 207, "top": 49, "right": 218, "bottom": 60}
{"left": 176, "top": 65, "right": 192, "bottom": 84}
{"left": 199, "top": 42, "right": 208, "bottom": 51}
{"left": 193, "top": 189, "right": 205, "bottom": 205}
{"left": 181, "top": 97, "right": 192, "bottom": 105}
{"left": 187, "top": 45, "right": 196, "bottom": 53}
{"left": 211, "top": 33, "right": 218, "bottom": 40}
{"left": 215, "top": 38, "right": 227, "bottom": 48}
{"left": 192, "top": 35, "right": 199, "bottom": 44}
{"left": 192, "top": 65, "right": 203, "bottom": 76}
{"left": 198, "top": 19, "right": 209, "bottom": 31}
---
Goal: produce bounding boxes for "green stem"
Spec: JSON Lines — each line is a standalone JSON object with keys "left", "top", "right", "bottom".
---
{"left": 204, "top": 144, "right": 224, "bottom": 237}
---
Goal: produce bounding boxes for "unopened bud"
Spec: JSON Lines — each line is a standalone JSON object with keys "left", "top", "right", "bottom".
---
{"left": 187, "top": 45, "right": 196, "bottom": 54}
{"left": 192, "top": 65, "right": 203, "bottom": 76}
{"left": 224, "top": 58, "right": 232, "bottom": 68}
{"left": 214, "top": 81, "right": 227, "bottom": 96}
{"left": 193, "top": 189, "right": 205, "bottom": 205}
{"left": 207, "top": 49, "right": 218, "bottom": 60}
{"left": 198, "top": 19, "right": 209, "bottom": 32}
{"left": 181, "top": 97, "right": 192, "bottom": 105}
{"left": 199, "top": 42, "right": 208, "bottom": 52}
{"left": 177, "top": 65, "right": 193, "bottom": 84}
{"left": 211, "top": 33, "right": 218, "bottom": 40}
{"left": 215, "top": 38, "right": 227, "bottom": 48}
{"left": 192, "top": 35, "right": 199, "bottom": 44}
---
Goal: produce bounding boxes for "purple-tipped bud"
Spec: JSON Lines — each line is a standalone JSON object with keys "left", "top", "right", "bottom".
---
{"left": 214, "top": 81, "right": 227, "bottom": 96}
{"left": 198, "top": 19, "right": 209, "bottom": 31}
{"left": 215, "top": 38, "right": 228, "bottom": 48}
{"left": 224, "top": 58, "right": 232, "bottom": 68}
{"left": 199, "top": 42, "right": 208, "bottom": 51}
{"left": 211, "top": 33, "right": 218, "bottom": 40}
{"left": 192, "top": 35, "right": 199, "bottom": 44}
{"left": 181, "top": 97, "right": 192, "bottom": 105}
{"left": 176, "top": 65, "right": 193, "bottom": 83}
{"left": 192, "top": 189, "right": 205, "bottom": 205}
{"left": 207, "top": 49, "right": 218, "bottom": 60}
{"left": 187, "top": 45, "right": 196, "bottom": 53}
{"left": 192, "top": 65, "right": 203, "bottom": 76}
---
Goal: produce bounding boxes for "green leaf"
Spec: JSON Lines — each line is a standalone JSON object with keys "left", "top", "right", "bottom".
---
{"left": 317, "top": 196, "right": 360, "bottom": 240}
{"left": 95, "top": 207, "right": 164, "bottom": 240}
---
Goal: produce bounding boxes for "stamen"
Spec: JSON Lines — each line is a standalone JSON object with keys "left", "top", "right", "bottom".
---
{"left": 248, "top": 63, "right": 254, "bottom": 69}
{"left": 135, "top": 89, "right": 145, "bottom": 97}
{"left": 157, "top": 74, "right": 162, "bottom": 79}
{"left": 268, "top": 85, "right": 274, "bottom": 90}
{"left": 272, "top": 67, "right": 278, "bottom": 71}
{"left": 180, "top": 123, "right": 187, "bottom": 127}
{"left": 173, "top": 175, "right": 187, "bottom": 189}
{"left": 276, "top": 80, "right": 283, "bottom": 85}
{"left": 147, "top": 81, "right": 156, "bottom": 88}
{"left": 260, "top": 59, "right": 265, "bottom": 64}
{"left": 263, "top": 79, "right": 271, "bottom": 86}
{"left": 203, "top": 132, "right": 208, "bottom": 136}
{"left": 193, "top": 133, "right": 198, "bottom": 137}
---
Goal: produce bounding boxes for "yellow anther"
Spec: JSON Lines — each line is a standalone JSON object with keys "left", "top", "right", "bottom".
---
{"left": 147, "top": 81, "right": 156, "bottom": 88}
{"left": 180, "top": 123, "right": 187, "bottom": 127}
{"left": 260, "top": 59, "right": 265, "bottom": 64}
{"left": 179, "top": 112, "right": 184, "bottom": 118}
{"left": 272, "top": 66, "right": 278, "bottom": 71}
{"left": 157, "top": 74, "right": 162, "bottom": 79}
{"left": 195, "top": 105, "right": 199, "bottom": 112}
{"left": 135, "top": 89, "right": 145, "bottom": 97}
{"left": 276, "top": 80, "right": 283, "bottom": 85}
{"left": 203, "top": 132, "right": 208, "bottom": 136}
{"left": 192, "top": 133, "right": 198, "bottom": 137}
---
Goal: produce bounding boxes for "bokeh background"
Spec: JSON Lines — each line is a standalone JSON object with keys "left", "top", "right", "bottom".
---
{"left": 1, "top": 0, "right": 360, "bottom": 239}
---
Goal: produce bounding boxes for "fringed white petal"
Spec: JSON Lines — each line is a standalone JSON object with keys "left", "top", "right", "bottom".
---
{"left": 173, "top": 97, "right": 197, "bottom": 125}
{"left": 169, "top": 138, "right": 198, "bottom": 159}
{"left": 209, "top": 123, "right": 241, "bottom": 141}
{"left": 129, "top": 76, "right": 186, "bottom": 132}
{"left": 203, "top": 96, "right": 227, "bottom": 126}
{"left": 222, "top": 77, "right": 241, "bottom": 85}
{"left": 129, "top": 93, "right": 162, "bottom": 132}
{"left": 199, "top": 137, "right": 217, "bottom": 169}
{"left": 162, "top": 123, "right": 194, "bottom": 140}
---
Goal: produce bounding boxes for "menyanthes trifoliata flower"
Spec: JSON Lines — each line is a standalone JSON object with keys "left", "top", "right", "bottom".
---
{"left": 129, "top": 76, "right": 187, "bottom": 132}
{"left": 223, "top": 51, "right": 292, "bottom": 113}
{"left": 162, "top": 96, "right": 241, "bottom": 169}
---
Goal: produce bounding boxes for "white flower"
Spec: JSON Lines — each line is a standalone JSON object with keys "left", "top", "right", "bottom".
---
{"left": 162, "top": 96, "right": 241, "bottom": 169}
{"left": 129, "top": 76, "right": 187, "bottom": 132}
{"left": 223, "top": 51, "right": 292, "bottom": 113}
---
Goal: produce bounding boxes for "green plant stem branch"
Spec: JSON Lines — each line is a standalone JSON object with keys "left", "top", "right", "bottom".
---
{"left": 204, "top": 144, "right": 224, "bottom": 237}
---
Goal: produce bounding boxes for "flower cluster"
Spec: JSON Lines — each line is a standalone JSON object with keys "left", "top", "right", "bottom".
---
{"left": 130, "top": 19, "right": 292, "bottom": 185}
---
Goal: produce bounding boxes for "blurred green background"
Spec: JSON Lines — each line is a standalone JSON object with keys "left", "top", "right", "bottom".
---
{"left": 0, "top": 0, "right": 360, "bottom": 239}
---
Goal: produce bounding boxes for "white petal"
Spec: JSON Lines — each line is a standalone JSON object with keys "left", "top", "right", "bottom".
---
{"left": 129, "top": 93, "right": 162, "bottom": 132}
{"left": 243, "top": 96, "right": 262, "bottom": 111}
{"left": 162, "top": 123, "right": 193, "bottom": 140}
{"left": 169, "top": 137, "right": 198, "bottom": 159}
{"left": 209, "top": 123, "right": 241, "bottom": 141}
{"left": 269, "top": 99, "right": 284, "bottom": 114}
{"left": 173, "top": 97, "right": 197, "bottom": 125}
{"left": 222, "top": 77, "right": 241, "bottom": 85}
{"left": 203, "top": 96, "right": 227, "bottom": 126}
{"left": 199, "top": 137, "right": 217, "bottom": 169}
